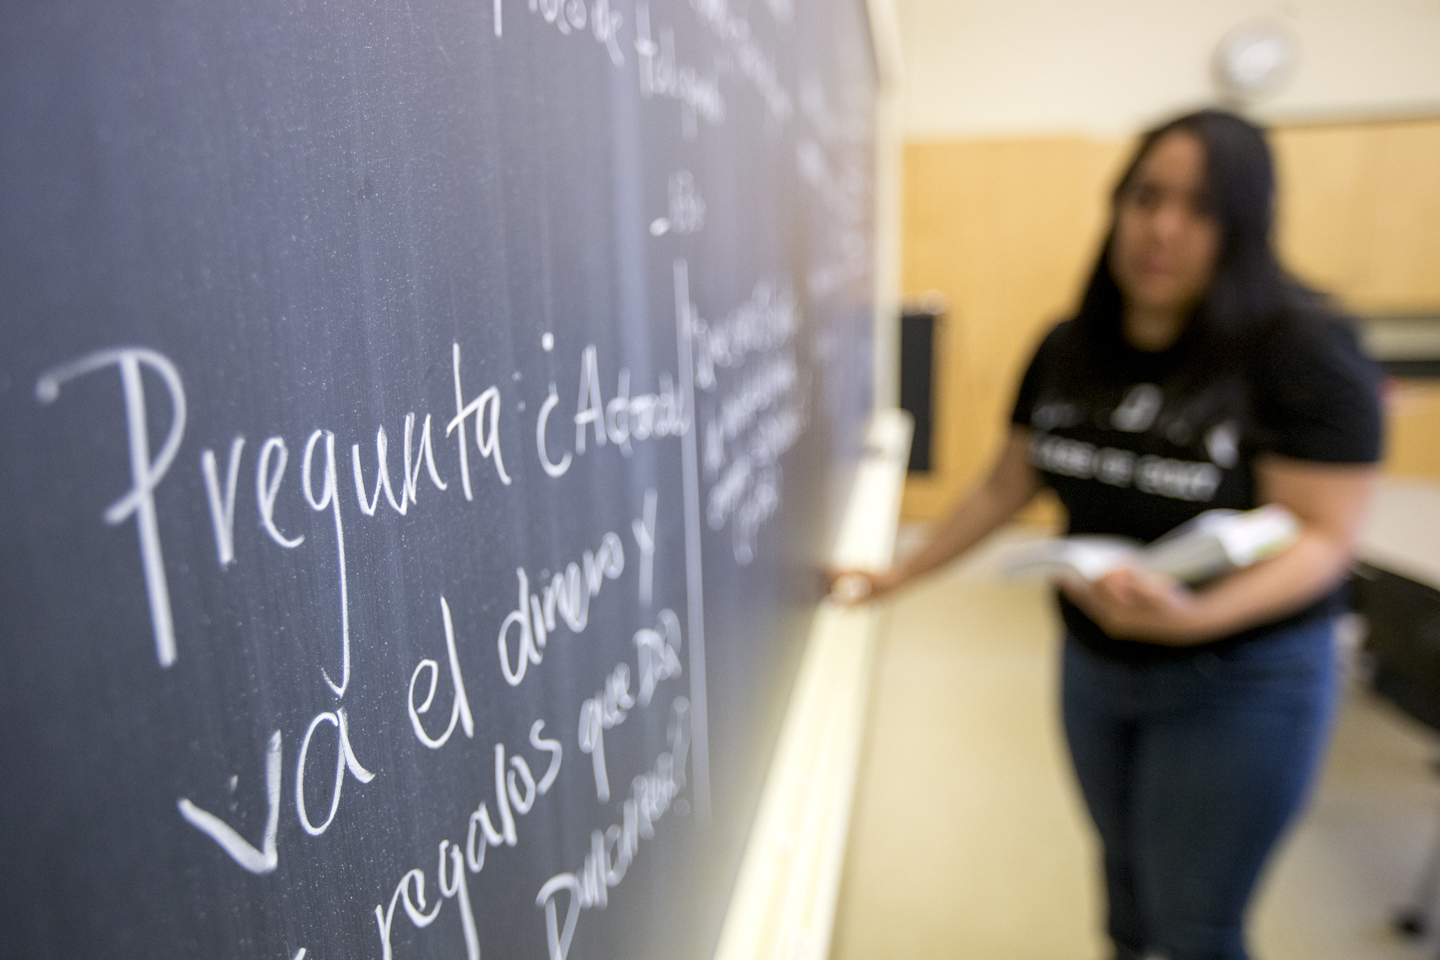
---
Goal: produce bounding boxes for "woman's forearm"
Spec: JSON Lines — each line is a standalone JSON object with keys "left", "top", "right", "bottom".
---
{"left": 891, "top": 431, "right": 1042, "bottom": 588}
{"left": 1184, "top": 527, "right": 1355, "bottom": 641}
{"left": 1059, "top": 458, "right": 1376, "bottom": 646}
{"left": 1183, "top": 458, "right": 1379, "bottom": 641}
{"left": 898, "top": 485, "right": 1024, "bottom": 583}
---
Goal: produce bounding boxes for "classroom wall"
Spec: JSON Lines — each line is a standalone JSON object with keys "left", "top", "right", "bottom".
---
{"left": 896, "top": 0, "right": 1440, "bottom": 139}
{"left": 899, "top": 135, "right": 1126, "bottom": 520}
{"left": 894, "top": 0, "right": 1440, "bottom": 521}
{"left": 1275, "top": 119, "right": 1440, "bottom": 314}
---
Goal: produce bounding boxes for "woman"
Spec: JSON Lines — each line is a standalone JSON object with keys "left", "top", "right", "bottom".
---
{"left": 844, "top": 109, "right": 1382, "bottom": 960}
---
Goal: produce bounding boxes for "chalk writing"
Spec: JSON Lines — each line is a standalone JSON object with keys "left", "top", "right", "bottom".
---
{"left": 257, "top": 436, "right": 305, "bottom": 549}
{"left": 634, "top": 607, "right": 683, "bottom": 707}
{"left": 408, "top": 597, "right": 475, "bottom": 750}
{"left": 520, "top": 0, "right": 626, "bottom": 65}
{"left": 673, "top": 258, "right": 713, "bottom": 822}
{"left": 635, "top": 2, "right": 725, "bottom": 138}
{"left": 202, "top": 436, "right": 245, "bottom": 568}
{"left": 631, "top": 488, "right": 658, "bottom": 608}
{"left": 375, "top": 730, "right": 564, "bottom": 960}
{"left": 685, "top": 278, "right": 807, "bottom": 564}
{"left": 578, "top": 661, "right": 635, "bottom": 801}
{"left": 351, "top": 414, "right": 448, "bottom": 517}
{"left": 15, "top": 1, "right": 877, "bottom": 951}
{"left": 176, "top": 730, "right": 282, "bottom": 875}
{"left": 301, "top": 429, "right": 353, "bottom": 697}
{"left": 498, "top": 530, "right": 626, "bottom": 686}
{"left": 537, "top": 697, "right": 691, "bottom": 960}
{"left": 296, "top": 707, "right": 375, "bottom": 836}
{"left": 36, "top": 347, "right": 187, "bottom": 667}
{"left": 449, "top": 343, "right": 511, "bottom": 496}
{"left": 539, "top": 341, "right": 686, "bottom": 477}
{"left": 689, "top": 0, "right": 792, "bottom": 125}
{"left": 649, "top": 170, "right": 707, "bottom": 237}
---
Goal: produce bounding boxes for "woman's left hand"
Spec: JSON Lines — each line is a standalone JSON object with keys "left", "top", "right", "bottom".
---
{"left": 1059, "top": 567, "right": 1211, "bottom": 646}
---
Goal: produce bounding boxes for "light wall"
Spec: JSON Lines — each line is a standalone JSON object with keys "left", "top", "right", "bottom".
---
{"left": 897, "top": 0, "right": 1440, "bottom": 139}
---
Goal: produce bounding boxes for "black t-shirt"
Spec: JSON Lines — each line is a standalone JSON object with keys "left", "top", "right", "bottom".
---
{"left": 1011, "top": 311, "right": 1382, "bottom": 662}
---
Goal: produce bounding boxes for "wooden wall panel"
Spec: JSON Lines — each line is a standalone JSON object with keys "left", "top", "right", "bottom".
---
{"left": 1273, "top": 120, "right": 1440, "bottom": 314}
{"left": 900, "top": 137, "right": 1126, "bottom": 520}
{"left": 1386, "top": 381, "right": 1440, "bottom": 479}
{"left": 901, "top": 117, "right": 1440, "bottom": 522}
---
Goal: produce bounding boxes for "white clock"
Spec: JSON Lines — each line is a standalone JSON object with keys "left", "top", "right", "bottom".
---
{"left": 1213, "top": 19, "right": 1297, "bottom": 104}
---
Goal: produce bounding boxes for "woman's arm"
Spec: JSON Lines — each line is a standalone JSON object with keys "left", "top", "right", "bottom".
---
{"left": 1061, "top": 455, "right": 1377, "bottom": 645}
{"left": 835, "top": 428, "right": 1043, "bottom": 601}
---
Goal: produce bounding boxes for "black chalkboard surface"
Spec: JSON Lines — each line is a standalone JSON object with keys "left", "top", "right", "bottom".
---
{"left": 0, "top": 0, "right": 876, "bottom": 957}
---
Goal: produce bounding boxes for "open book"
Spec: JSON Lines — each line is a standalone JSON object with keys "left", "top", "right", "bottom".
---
{"left": 999, "top": 505, "right": 1300, "bottom": 585}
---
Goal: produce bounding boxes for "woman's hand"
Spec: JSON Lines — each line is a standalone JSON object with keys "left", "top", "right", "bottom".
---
{"left": 825, "top": 567, "right": 907, "bottom": 606}
{"left": 1059, "top": 567, "right": 1211, "bottom": 646}
{"left": 823, "top": 428, "right": 1043, "bottom": 609}
{"left": 1060, "top": 458, "right": 1376, "bottom": 645}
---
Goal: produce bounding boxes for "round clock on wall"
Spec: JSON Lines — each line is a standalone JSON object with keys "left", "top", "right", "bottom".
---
{"left": 1213, "top": 19, "right": 1297, "bottom": 104}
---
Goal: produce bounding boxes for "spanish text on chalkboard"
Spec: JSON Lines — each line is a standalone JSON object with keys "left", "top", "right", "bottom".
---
{"left": 0, "top": 0, "right": 877, "bottom": 956}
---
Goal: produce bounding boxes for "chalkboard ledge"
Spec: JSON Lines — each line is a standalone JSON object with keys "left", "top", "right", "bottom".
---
{"left": 712, "top": 409, "right": 912, "bottom": 960}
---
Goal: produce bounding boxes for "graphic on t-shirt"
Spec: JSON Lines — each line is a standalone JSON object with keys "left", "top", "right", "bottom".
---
{"left": 1027, "top": 376, "right": 1234, "bottom": 504}
{"left": 1110, "top": 383, "right": 1163, "bottom": 432}
{"left": 1029, "top": 433, "right": 1222, "bottom": 502}
{"left": 1205, "top": 420, "right": 1240, "bottom": 469}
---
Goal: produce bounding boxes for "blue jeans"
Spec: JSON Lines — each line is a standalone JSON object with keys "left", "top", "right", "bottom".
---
{"left": 1062, "top": 618, "right": 1340, "bottom": 960}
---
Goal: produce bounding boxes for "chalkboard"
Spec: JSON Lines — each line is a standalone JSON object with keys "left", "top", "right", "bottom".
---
{"left": 0, "top": 0, "right": 877, "bottom": 958}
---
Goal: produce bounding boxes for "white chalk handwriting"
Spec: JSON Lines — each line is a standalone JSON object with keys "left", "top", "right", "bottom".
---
{"left": 375, "top": 729, "right": 563, "bottom": 960}
{"left": 635, "top": 2, "right": 725, "bottom": 139}
{"left": 37, "top": 347, "right": 187, "bottom": 667}
{"left": 537, "top": 697, "right": 691, "bottom": 960}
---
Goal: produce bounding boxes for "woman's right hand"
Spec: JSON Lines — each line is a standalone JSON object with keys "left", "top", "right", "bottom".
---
{"left": 821, "top": 429, "right": 1042, "bottom": 608}
{"left": 825, "top": 567, "right": 906, "bottom": 606}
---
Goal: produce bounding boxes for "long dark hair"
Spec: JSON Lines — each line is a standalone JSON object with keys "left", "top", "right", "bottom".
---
{"left": 1067, "top": 108, "right": 1309, "bottom": 391}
